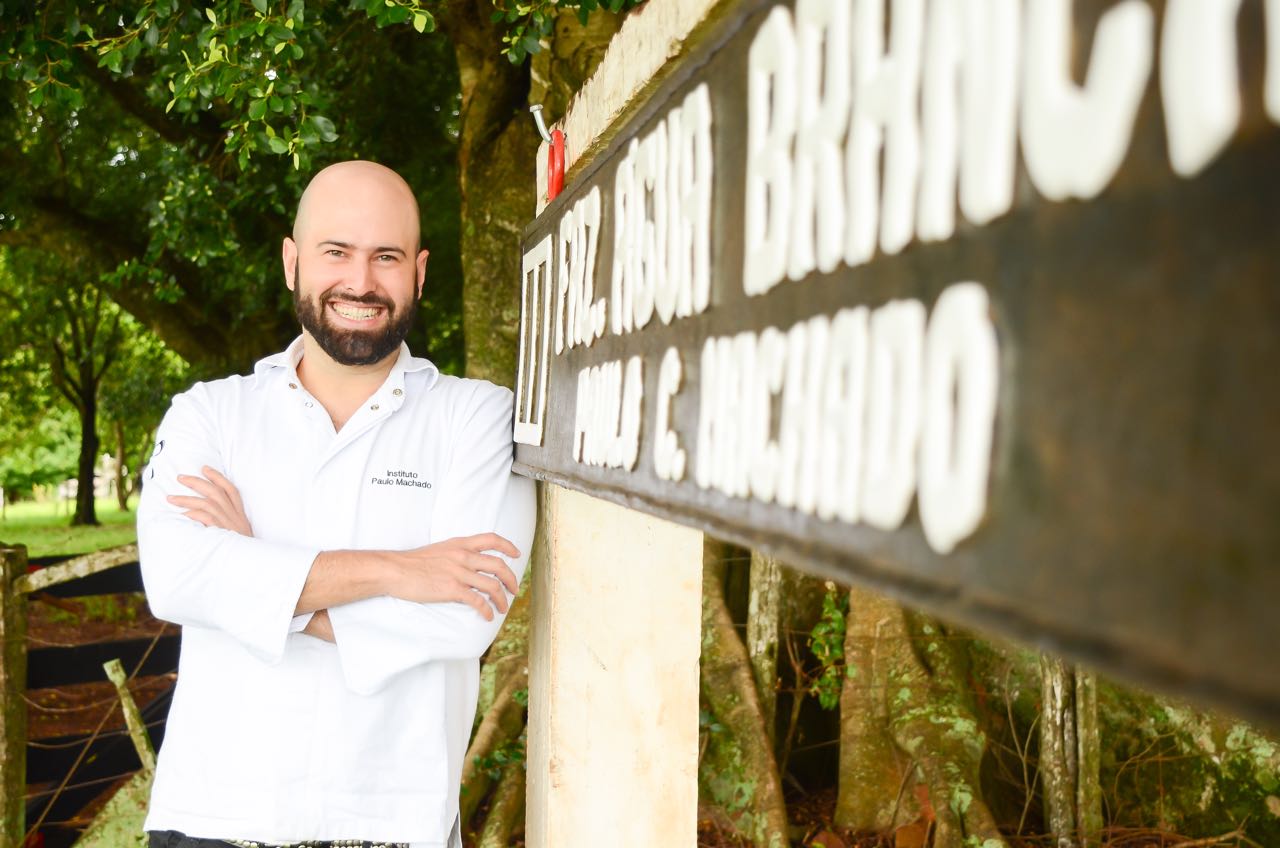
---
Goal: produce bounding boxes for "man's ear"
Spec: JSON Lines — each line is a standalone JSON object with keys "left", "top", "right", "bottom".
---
{"left": 416, "top": 248, "right": 430, "bottom": 299}
{"left": 282, "top": 237, "right": 299, "bottom": 291}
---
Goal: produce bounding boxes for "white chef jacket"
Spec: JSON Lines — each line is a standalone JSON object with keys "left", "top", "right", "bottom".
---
{"left": 137, "top": 337, "right": 536, "bottom": 846}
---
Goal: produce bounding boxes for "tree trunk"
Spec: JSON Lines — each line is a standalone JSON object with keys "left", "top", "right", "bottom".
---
{"left": 440, "top": 0, "right": 538, "bottom": 385}
{"left": 747, "top": 551, "right": 783, "bottom": 746}
{"left": 886, "top": 610, "right": 1006, "bottom": 848}
{"left": 442, "top": 0, "right": 622, "bottom": 384}
{"left": 1074, "top": 670, "right": 1102, "bottom": 846}
{"left": 460, "top": 664, "right": 528, "bottom": 830}
{"left": 701, "top": 539, "right": 789, "bottom": 848}
{"left": 477, "top": 754, "right": 527, "bottom": 848}
{"left": 113, "top": 419, "right": 129, "bottom": 511}
{"left": 1040, "top": 655, "right": 1103, "bottom": 848}
{"left": 73, "top": 368, "right": 100, "bottom": 526}
{"left": 835, "top": 585, "right": 914, "bottom": 833}
{"left": 834, "top": 586, "right": 1006, "bottom": 847}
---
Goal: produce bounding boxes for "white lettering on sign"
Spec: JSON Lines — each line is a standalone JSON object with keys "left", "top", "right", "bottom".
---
{"left": 846, "top": 0, "right": 924, "bottom": 263}
{"left": 514, "top": 235, "right": 553, "bottom": 447}
{"left": 918, "top": 0, "right": 1019, "bottom": 241}
{"left": 654, "top": 347, "right": 687, "bottom": 482}
{"left": 742, "top": 0, "right": 1277, "bottom": 294}
{"left": 555, "top": 186, "right": 606, "bottom": 353}
{"left": 789, "top": 0, "right": 851, "bottom": 281}
{"left": 613, "top": 84, "right": 714, "bottom": 333}
{"left": 573, "top": 356, "right": 644, "bottom": 470}
{"left": 860, "top": 298, "right": 925, "bottom": 531}
{"left": 918, "top": 283, "right": 999, "bottom": 554}
{"left": 1270, "top": 0, "right": 1280, "bottom": 123}
{"left": 1159, "top": 0, "right": 1280, "bottom": 177}
{"left": 743, "top": 7, "right": 795, "bottom": 297}
{"left": 695, "top": 281, "right": 998, "bottom": 555}
{"left": 1021, "top": 0, "right": 1153, "bottom": 201}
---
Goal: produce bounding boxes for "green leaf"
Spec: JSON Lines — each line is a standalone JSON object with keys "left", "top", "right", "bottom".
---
{"left": 273, "top": 41, "right": 287, "bottom": 54}
{"left": 412, "top": 11, "right": 431, "bottom": 33}
{"left": 205, "top": 7, "right": 216, "bottom": 24}
{"left": 268, "top": 95, "right": 284, "bottom": 112}
{"left": 310, "top": 114, "right": 337, "bottom": 142}
{"left": 267, "top": 136, "right": 289, "bottom": 154}
{"left": 248, "top": 98, "right": 268, "bottom": 120}
{"left": 252, "top": 0, "right": 268, "bottom": 13}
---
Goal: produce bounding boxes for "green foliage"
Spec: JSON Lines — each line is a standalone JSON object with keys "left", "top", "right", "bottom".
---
{"left": 0, "top": 1, "right": 470, "bottom": 374}
{"left": 1097, "top": 684, "right": 1280, "bottom": 845}
{"left": 475, "top": 732, "right": 526, "bottom": 780}
{"left": 41, "top": 592, "right": 143, "bottom": 627}
{"left": 808, "top": 582, "right": 849, "bottom": 710}
{"left": 0, "top": 402, "right": 78, "bottom": 497}
{"left": 100, "top": 317, "right": 191, "bottom": 493}
{"left": 490, "top": 0, "right": 643, "bottom": 63}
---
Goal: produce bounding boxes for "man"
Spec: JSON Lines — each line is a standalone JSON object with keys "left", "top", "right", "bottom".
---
{"left": 137, "top": 161, "right": 536, "bottom": 848}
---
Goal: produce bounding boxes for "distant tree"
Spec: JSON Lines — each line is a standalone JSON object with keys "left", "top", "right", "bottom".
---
{"left": 99, "top": 323, "right": 190, "bottom": 510}
{"left": 0, "top": 349, "right": 78, "bottom": 515}
{"left": 0, "top": 247, "right": 123, "bottom": 525}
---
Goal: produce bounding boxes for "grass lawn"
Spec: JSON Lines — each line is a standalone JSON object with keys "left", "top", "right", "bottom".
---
{"left": 0, "top": 496, "right": 139, "bottom": 557}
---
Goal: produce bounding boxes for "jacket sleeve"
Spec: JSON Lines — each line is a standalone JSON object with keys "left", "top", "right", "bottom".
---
{"left": 137, "top": 387, "right": 320, "bottom": 663}
{"left": 327, "top": 384, "right": 536, "bottom": 695}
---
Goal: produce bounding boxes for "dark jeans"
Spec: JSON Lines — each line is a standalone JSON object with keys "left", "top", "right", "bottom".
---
{"left": 148, "top": 834, "right": 235, "bottom": 848}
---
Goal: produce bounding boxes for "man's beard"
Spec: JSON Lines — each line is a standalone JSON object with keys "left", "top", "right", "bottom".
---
{"left": 293, "top": 263, "right": 417, "bottom": 366}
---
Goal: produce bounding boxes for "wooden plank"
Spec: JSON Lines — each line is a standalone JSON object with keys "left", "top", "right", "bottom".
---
{"left": 15, "top": 545, "right": 139, "bottom": 596}
{"left": 513, "top": 0, "right": 1280, "bottom": 724}
{"left": 40, "top": 563, "right": 143, "bottom": 599}
{"left": 27, "top": 636, "right": 180, "bottom": 690}
{"left": 527, "top": 485, "right": 702, "bottom": 848}
{"left": 1, "top": 544, "right": 28, "bottom": 843}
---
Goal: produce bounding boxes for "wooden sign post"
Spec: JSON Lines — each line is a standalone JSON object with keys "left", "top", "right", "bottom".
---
{"left": 518, "top": 0, "right": 1280, "bottom": 732}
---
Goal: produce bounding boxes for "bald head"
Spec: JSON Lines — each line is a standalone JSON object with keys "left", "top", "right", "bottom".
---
{"left": 293, "top": 160, "right": 421, "bottom": 251}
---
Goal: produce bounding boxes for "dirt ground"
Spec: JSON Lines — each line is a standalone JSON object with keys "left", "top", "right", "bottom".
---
{"left": 25, "top": 591, "right": 176, "bottom": 740}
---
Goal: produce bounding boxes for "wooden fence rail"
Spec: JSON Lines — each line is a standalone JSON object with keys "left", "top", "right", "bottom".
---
{"left": 1, "top": 542, "right": 143, "bottom": 846}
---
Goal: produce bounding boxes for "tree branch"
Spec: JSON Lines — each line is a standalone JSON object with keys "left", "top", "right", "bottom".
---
{"left": 48, "top": 340, "right": 84, "bottom": 411}
{"left": 72, "top": 50, "right": 225, "bottom": 149}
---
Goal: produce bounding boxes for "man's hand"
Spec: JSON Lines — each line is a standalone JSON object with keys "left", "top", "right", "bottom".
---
{"left": 302, "top": 609, "right": 335, "bottom": 643}
{"left": 167, "top": 466, "right": 254, "bottom": 536}
{"left": 386, "top": 533, "right": 521, "bottom": 621}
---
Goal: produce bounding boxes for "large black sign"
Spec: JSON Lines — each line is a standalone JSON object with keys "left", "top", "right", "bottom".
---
{"left": 513, "top": 0, "right": 1280, "bottom": 724}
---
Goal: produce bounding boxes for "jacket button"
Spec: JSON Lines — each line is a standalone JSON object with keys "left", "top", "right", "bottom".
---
{"left": 371, "top": 403, "right": 380, "bottom": 411}
{"left": 393, "top": 388, "right": 403, "bottom": 396}
{"left": 288, "top": 382, "right": 298, "bottom": 390}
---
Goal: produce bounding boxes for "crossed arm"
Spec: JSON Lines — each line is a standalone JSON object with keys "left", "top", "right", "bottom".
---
{"left": 167, "top": 466, "right": 520, "bottom": 642}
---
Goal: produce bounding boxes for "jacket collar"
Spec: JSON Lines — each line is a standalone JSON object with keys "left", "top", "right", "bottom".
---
{"left": 253, "top": 336, "right": 440, "bottom": 392}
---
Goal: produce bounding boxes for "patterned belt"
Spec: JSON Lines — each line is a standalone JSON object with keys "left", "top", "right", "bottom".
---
{"left": 227, "top": 841, "right": 408, "bottom": 848}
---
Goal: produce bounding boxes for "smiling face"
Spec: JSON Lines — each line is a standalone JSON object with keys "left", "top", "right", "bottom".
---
{"left": 282, "top": 161, "right": 430, "bottom": 367}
